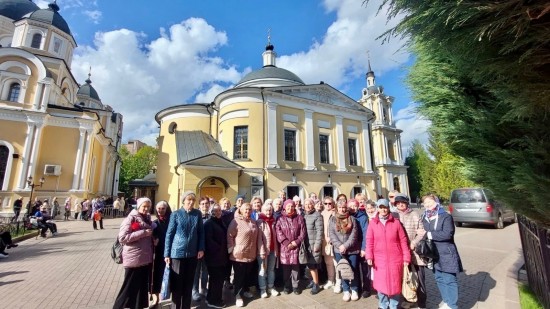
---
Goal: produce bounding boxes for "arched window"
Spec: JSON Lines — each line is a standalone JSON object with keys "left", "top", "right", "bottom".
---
{"left": 8, "top": 83, "right": 20, "bottom": 102}
{"left": 393, "top": 177, "right": 401, "bottom": 193}
{"left": 31, "top": 33, "right": 42, "bottom": 48}
{"left": 0, "top": 145, "right": 8, "bottom": 190}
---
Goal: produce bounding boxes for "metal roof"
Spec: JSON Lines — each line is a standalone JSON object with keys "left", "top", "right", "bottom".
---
{"left": 77, "top": 78, "right": 100, "bottom": 101}
{"left": 0, "top": 0, "right": 39, "bottom": 21}
{"left": 175, "top": 131, "right": 226, "bottom": 164}
{"left": 236, "top": 66, "right": 304, "bottom": 86}
{"left": 27, "top": 2, "right": 71, "bottom": 36}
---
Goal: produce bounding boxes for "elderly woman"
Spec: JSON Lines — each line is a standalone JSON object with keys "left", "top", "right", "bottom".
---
{"left": 321, "top": 196, "right": 337, "bottom": 290}
{"left": 276, "top": 199, "right": 306, "bottom": 295}
{"left": 256, "top": 202, "right": 279, "bottom": 298}
{"left": 192, "top": 197, "right": 211, "bottom": 301}
{"left": 422, "top": 194, "right": 463, "bottom": 309}
{"left": 151, "top": 201, "right": 172, "bottom": 306}
{"left": 34, "top": 205, "right": 57, "bottom": 237}
{"left": 348, "top": 198, "right": 371, "bottom": 298}
{"left": 164, "top": 191, "right": 205, "bottom": 309}
{"left": 204, "top": 204, "right": 229, "bottom": 308}
{"left": 220, "top": 197, "right": 232, "bottom": 211}
{"left": 113, "top": 197, "right": 155, "bottom": 309}
{"left": 329, "top": 199, "right": 361, "bottom": 302}
{"left": 251, "top": 196, "right": 262, "bottom": 220}
{"left": 228, "top": 202, "right": 265, "bottom": 307}
{"left": 366, "top": 199, "right": 411, "bottom": 309}
{"left": 272, "top": 198, "right": 283, "bottom": 220}
{"left": 303, "top": 197, "right": 323, "bottom": 295}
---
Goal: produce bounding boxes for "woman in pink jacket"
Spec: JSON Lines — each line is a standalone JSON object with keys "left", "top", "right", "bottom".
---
{"left": 366, "top": 199, "right": 411, "bottom": 309}
{"left": 113, "top": 197, "right": 156, "bottom": 309}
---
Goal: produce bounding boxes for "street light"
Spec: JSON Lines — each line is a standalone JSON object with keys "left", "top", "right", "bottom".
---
{"left": 27, "top": 176, "right": 45, "bottom": 216}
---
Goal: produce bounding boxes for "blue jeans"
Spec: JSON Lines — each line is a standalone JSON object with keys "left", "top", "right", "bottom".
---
{"left": 434, "top": 269, "right": 458, "bottom": 309}
{"left": 333, "top": 252, "right": 359, "bottom": 292}
{"left": 193, "top": 259, "right": 208, "bottom": 295}
{"left": 258, "top": 252, "right": 276, "bottom": 289}
{"left": 378, "top": 292, "right": 400, "bottom": 309}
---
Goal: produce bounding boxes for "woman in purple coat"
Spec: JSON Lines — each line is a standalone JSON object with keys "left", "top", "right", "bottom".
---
{"left": 113, "top": 197, "right": 156, "bottom": 309}
{"left": 275, "top": 199, "right": 306, "bottom": 295}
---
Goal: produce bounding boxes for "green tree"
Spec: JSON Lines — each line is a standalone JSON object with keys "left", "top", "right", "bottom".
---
{"left": 405, "top": 139, "right": 433, "bottom": 200}
{"left": 365, "top": 0, "right": 550, "bottom": 224}
{"left": 119, "top": 146, "right": 158, "bottom": 196}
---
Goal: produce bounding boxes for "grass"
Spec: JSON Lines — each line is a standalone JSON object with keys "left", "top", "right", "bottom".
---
{"left": 519, "top": 284, "right": 544, "bottom": 309}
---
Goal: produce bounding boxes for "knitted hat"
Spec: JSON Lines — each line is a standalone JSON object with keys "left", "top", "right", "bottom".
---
{"left": 394, "top": 194, "right": 409, "bottom": 204}
{"left": 283, "top": 199, "right": 295, "bottom": 208}
{"left": 136, "top": 197, "right": 151, "bottom": 209}
{"left": 180, "top": 191, "right": 196, "bottom": 203}
{"left": 376, "top": 199, "right": 390, "bottom": 208}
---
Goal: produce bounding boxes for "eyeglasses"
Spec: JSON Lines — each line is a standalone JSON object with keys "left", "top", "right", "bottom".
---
{"left": 323, "top": 202, "right": 332, "bottom": 205}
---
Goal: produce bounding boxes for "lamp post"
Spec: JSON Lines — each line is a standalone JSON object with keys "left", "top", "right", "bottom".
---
{"left": 27, "top": 176, "right": 45, "bottom": 215}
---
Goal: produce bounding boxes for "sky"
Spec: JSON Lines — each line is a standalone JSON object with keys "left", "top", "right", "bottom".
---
{"left": 35, "top": 0, "right": 429, "bottom": 154}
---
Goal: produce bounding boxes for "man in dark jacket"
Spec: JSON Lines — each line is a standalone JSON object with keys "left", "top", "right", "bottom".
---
{"left": 204, "top": 205, "right": 228, "bottom": 308}
{"left": 348, "top": 199, "right": 371, "bottom": 298}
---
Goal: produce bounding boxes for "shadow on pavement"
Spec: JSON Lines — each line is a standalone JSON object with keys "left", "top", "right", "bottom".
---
{"left": 0, "top": 279, "right": 25, "bottom": 286}
{"left": 0, "top": 270, "right": 29, "bottom": 279}
{"left": 457, "top": 222, "right": 516, "bottom": 230}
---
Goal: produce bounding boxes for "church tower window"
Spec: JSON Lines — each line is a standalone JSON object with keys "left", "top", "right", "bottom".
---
{"left": 8, "top": 83, "right": 20, "bottom": 102}
{"left": 31, "top": 33, "right": 42, "bottom": 48}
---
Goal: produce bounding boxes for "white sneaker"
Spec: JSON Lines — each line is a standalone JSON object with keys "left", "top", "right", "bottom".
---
{"left": 333, "top": 284, "right": 342, "bottom": 294}
{"left": 269, "top": 288, "right": 279, "bottom": 296}
{"left": 323, "top": 280, "right": 334, "bottom": 289}
{"left": 243, "top": 291, "right": 254, "bottom": 299}
{"left": 351, "top": 290, "right": 359, "bottom": 301}
{"left": 260, "top": 289, "right": 268, "bottom": 298}
{"left": 236, "top": 295, "right": 244, "bottom": 307}
{"left": 0, "top": 253, "right": 8, "bottom": 258}
{"left": 342, "top": 291, "right": 351, "bottom": 302}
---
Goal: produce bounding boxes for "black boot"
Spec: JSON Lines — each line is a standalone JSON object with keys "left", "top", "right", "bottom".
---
{"left": 310, "top": 284, "right": 320, "bottom": 295}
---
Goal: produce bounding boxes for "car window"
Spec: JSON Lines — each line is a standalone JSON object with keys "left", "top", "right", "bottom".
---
{"left": 484, "top": 189, "right": 495, "bottom": 202}
{"left": 451, "top": 189, "right": 486, "bottom": 203}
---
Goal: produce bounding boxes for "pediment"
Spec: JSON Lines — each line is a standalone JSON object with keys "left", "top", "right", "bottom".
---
{"left": 267, "top": 84, "right": 367, "bottom": 112}
{"left": 181, "top": 153, "right": 243, "bottom": 169}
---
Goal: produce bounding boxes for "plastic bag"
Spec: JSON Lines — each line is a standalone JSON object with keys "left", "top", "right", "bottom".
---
{"left": 402, "top": 264, "right": 418, "bottom": 302}
{"left": 160, "top": 266, "right": 171, "bottom": 300}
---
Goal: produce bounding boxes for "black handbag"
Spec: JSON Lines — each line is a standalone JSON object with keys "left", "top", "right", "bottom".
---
{"left": 415, "top": 235, "right": 438, "bottom": 261}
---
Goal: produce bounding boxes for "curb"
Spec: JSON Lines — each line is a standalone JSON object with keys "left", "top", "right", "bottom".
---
{"left": 13, "top": 230, "right": 39, "bottom": 243}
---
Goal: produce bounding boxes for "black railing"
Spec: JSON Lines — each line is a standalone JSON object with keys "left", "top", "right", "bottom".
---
{"left": 517, "top": 214, "right": 550, "bottom": 309}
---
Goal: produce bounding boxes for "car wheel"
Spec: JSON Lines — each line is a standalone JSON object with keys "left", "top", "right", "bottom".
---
{"left": 455, "top": 222, "right": 463, "bottom": 228}
{"left": 495, "top": 214, "right": 504, "bottom": 229}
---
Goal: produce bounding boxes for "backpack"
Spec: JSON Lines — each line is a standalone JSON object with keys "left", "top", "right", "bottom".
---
{"left": 336, "top": 258, "right": 355, "bottom": 281}
{"left": 111, "top": 238, "right": 123, "bottom": 264}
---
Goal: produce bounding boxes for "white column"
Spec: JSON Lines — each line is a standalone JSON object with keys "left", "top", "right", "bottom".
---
{"left": 389, "top": 106, "right": 394, "bottom": 125}
{"left": 378, "top": 101, "right": 383, "bottom": 124}
{"left": 304, "top": 109, "right": 315, "bottom": 170}
{"left": 27, "top": 123, "right": 44, "bottom": 180}
{"left": 71, "top": 129, "right": 86, "bottom": 190}
{"left": 397, "top": 137, "right": 403, "bottom": 165}
{"left": 361, "top": 120, "right": 373, "bottom": 173}
{"left": 17, "top": 124, "right": 35, "bottom": 189}
{"left": 79, "top": 130, "right": 92, "bottom": 190}
{"left": 32, "top": 83, "right": 44, "bottom": 110}
{"left": 98, "top": 147, "right": 108, "bottom": 194}
{"left": 335, "top": 116, "right": 346, "bottom": 172}
{"left": 40, "top": 83, "right": 51, "bottom": 111}
{"left": 383, "top": 135, "right": 389, "bottom": 163}
{"left": 266, "top": 102, "right": 279, "bottom": 168}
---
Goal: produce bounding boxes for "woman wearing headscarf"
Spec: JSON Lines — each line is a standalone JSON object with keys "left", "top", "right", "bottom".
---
{"left": 204, "top": 204, "right": 229, "bottom": 308}
{"left": 192, "top": 197, "right": 210, "bottom": 302}
{"left": 256, "top": 203, "right": 279, "bottom": 298}
{"left": 303, "top": 198, "right": 323, "bottom": 295}
{"left": 366, "top": 199, "right": 411, "bottom": 309}
{"left": 151, "top": 200, "right": 172, "bottom": 307}
{"left": 164, "top": 191, "right": 205, "bottom": 309}
{"left": 422, "top": 194, "right": 463, "bottom": 309}
{"left": 227, "top": 202, "right": 265, "bottom": 307}
{"left": 113, "top": 197, "right": 155, "bottom": 309}
{"left": 275, "top": 199, "right": 306, "bottom": 295}
{"left": 321, "top": 196, "right": 337, "bottom": 290}
{"left": 329, "top": 199, "right": 361, "bottom": 302}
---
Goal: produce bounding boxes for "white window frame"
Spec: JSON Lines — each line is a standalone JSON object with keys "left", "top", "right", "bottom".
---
{"left": 283, "top": 128, "right": 300, "bottom": 162}
{"left": 319, "top": 133, "right": 332, "bottom": 164}
{"left": 0, "top": 141, "right": 14, "bottom": 191}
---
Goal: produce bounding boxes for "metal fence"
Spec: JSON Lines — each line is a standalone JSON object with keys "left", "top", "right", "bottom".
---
{"left": 517, "top": 214, "right": 550, "bottom": 309}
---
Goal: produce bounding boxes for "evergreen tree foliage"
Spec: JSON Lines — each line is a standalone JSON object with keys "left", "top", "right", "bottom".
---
{"left": 405, "top": 139, "right": 433, "bottom": 200}
{"left": 365, "top": 0, "right": 550, "bottom": 224}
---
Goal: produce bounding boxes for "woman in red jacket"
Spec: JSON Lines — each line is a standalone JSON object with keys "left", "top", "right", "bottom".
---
{"left": 366, "top": 199, "right": 411, "bottom": 309}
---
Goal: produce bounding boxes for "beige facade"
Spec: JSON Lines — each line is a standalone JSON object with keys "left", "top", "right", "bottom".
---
{"left": 0, "top": 2, "right": 123, "bottom": 215}
{"left": 155, "top": 44, "right": 408, "bottom": 208}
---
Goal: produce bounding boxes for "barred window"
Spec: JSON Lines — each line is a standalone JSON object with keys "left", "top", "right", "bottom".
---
{"left": 284, "top": 129, "right": 296, "bottom": 161}
{"left": 348, "top": 139, "right": 357, "bottom": 166}
{"left": 319, "top": 134, "right": 329, "bottom": 164}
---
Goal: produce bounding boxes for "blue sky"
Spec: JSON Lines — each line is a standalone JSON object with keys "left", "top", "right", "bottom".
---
{"left": 36, "top": 0, "right": 429, "bottom": 151}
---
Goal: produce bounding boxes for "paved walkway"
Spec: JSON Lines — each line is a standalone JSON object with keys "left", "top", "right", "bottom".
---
{"left": 0, "top": 217, "right": 522, "bottom": 309}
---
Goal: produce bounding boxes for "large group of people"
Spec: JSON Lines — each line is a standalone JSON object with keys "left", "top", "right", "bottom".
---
{"left": 113, "top": 190, "right": 463, "bottom": 309}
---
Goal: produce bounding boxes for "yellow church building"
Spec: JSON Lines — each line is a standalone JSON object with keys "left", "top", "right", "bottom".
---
{"left": 0, "top": 1, "right": 122, "bottom": 216}
{"left": 155, "top": 41, "right": 408, "bottom": 207}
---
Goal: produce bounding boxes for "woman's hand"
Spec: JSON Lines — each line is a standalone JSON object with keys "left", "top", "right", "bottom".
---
{"left": 367, "top": 259, "right": 373, "bottom": 266}
{"left": 360, "top": 250, "right": 365, "bottom": 257}
{"left": 338, "top": 244, "right": 346, "bottom": 254}
{"left": 197, "top": 251, "right": 204, "bottom": 259}
{"left": 144, "top": 229, "right": 153, "bottom": 236}
{"left": 153, "top": 238, "right": 159, "bottom": 246}
{"left": 314, "top": 245, "right": 321, "bottom": 253}
{"left": 404, "top": 262, "right": 409, "bottom": 267}
{"left": 164, "top": 257, "right": 171, "bottom": 265}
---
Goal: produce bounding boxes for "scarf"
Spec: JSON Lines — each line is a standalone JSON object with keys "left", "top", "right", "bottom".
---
{"left": 426, "top": 205, "right": 440, "bottom": 219}
{"left": 335, "top": 212, "right": 353, "bottom": 234}
{"left": 259, "top": 213, "right": 275, "bottom": 251}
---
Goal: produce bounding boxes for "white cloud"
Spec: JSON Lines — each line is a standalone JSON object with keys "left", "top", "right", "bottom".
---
{"left": 278, "top": 0, "right": 409, "bottom": 88}
{"left": 83, "top": 10, "right": 102, "bottom": 24}
{"left": 71, "top": 0, "right": 411, "bottom": 145}
{"left": 394, "top": 103, "right": 431, "bottom": 156}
